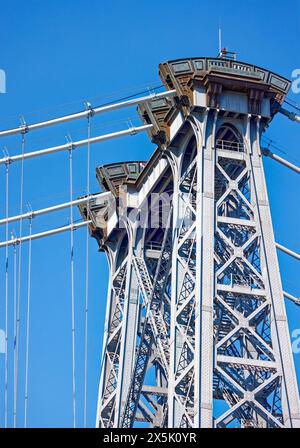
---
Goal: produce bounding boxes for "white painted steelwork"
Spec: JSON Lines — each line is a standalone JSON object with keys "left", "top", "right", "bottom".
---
{"left": 0, "top": 90, "right": 176, "bottom": 138}
{"left": 0, "top": 220, "right": 92, "bottom": 248}
{"left": 0, "top": 193, "right": 110, "bottom": 226}
{"left": 262, "top": 148, "right": 300, "bottom": 174}
{"left": 276, "top": 243, "right": 300, "bottom": 261}
{"left": 83, "top": 57, "right": 300, "bottom": 429}
{"left": 0, "top": 125, "right": 153, "bottom": 166}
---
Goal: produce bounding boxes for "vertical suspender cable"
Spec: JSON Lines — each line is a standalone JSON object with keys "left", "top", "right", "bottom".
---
{"left": 24, "top": 217, "right": 32, "bottom": 428}
{"left": 15, "top": 131, "right": 26, "bottom": 428}
{"left": 69, "top": 147, "right": 76, "bottom": 428}
{"left": 84, "top": 113, "right": 91, "bottom": 428}
{"left": 4, "top": 162, "right": 9, "bottom": 428}
{"left": 13, "top": 243, "right": 17, "bottom": 427}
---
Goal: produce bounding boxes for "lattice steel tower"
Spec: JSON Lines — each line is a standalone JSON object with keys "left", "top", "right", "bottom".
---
{"left": 80, "top": 56, "right": 300, "bottom": 428}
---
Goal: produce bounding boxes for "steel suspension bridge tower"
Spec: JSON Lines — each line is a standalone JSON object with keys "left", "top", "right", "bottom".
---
{"left": 80, "top": 56, "right": 300, "bottom": 428}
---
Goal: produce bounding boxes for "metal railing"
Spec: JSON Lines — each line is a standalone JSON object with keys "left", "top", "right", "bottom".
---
{"left": 145, "top": 241, "right": 162, "bottom": 251}
{"left": 216, "top": 139, "right": 245, "bottom": 153}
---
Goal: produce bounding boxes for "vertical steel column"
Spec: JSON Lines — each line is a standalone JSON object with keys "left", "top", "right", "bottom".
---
{"left": 115, "top": 220, "right": 140, "bottom": 426}
{"left": 167, "top": 150, "right": 180, "bottom": 428}
{"left": 96, "top": 223, "right": 139, "bottom": 427}
{"left": 212, "top": 113, "right": 300, "bottom": 428}
{"left": 168, "top": 126, "right": 199, "bottom": 427}
{"left": 249, "top": 116, "right": 300, "bottom": 427}
{"left": 194, "top": 110, "right": 217, "bottom": 428}
{"left": 95, "top": 245, "right": 115, "bottom": 427}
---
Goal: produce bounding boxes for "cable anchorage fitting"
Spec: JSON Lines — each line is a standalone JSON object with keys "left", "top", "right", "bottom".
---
{"left": 19, "top": 115, "right": 29, "bottom": 135}
{"left": 84, "top": 101, "right": 94, "bottom": 119}
{"left": 3, "top": 147, "right": 11, "bottom": 166}
{"left": 147, "top": 86, "right": 157, "bottom": 100}
{"left": 26, "top": 202, "right": 34, "bottom": 221}
{"left": 261, "top": 147, "right": 271, "bottom": 157}
{"left": 11, "top": 230, "right": 20, "bottom": 247}
{"left": 66, "top": 134, "right": 75, "bottom": 152}
{"left": 126, "top": 118, "right": 137, "bottom": 136}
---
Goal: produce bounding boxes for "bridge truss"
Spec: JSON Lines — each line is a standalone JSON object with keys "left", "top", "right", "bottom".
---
{"left": 0, "top": 56, "right": 300, "bottom": 428}
{"left": 90, "top": 57, "right": 300, "bottom": 428}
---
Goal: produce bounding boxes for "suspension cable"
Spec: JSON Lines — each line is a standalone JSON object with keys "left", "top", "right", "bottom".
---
{"left": 13, "top": 243, "right": 17, "bottom": 428}
{"left": 0, "top": 220, "right": 92, "bottom": 249}
{"left": 15, "top": 131, "right": 26, "bottom": 428}
{"left": 0, "top": 192, "right": 108, "bottom": 227}
{"left": 0, "top": 83, "right": 163, "bottom": 127}
{"left": 279, "top": 107, "right": 300, "bottom": 123}
{"left": 284, "top": 291, "right": 300, "bottom": 306}
{"left": 276, "top": 242, "right": 300, "bottom": 261}
{"left": 24, "top": 217, "right": 32, "bottom": 428}
{"left": 69, "top": 147, "right": 76, "bottom": 428}
{"left": 284, "top": 98, "right": 300, "bottom": 112}
{"left": 0, "top": 124, "right": 153, "bottom": 166}
{"left": 262, "top": 148, "right": 300, "bottom": 174}
{"left": 4, "top": 162, "right": 9, "bottom": 428}
{"left": 0, "top": 89, "right": 174, "bottom": 138}
{"left": 84, "top": 113, "right": 91, "bottom": 428}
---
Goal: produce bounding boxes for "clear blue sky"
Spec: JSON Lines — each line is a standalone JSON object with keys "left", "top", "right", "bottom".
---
{"left": 0, "top": 0, "right": 299, "bottom": 428}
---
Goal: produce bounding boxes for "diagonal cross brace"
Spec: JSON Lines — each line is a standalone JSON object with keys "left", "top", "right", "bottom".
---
{"left": 121, "top": 209, "right": 173, "bottom": 428}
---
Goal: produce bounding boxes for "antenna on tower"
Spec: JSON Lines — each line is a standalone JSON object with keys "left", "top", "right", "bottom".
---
{"left": 217, "top": 22, "right": 237, "bottom": 60}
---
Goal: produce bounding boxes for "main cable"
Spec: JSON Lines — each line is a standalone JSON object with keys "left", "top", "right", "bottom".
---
{"left": 0, "top": 83, "right": 163, "bottom": 130}
{"left": 284, "top": 98, "right": 300, "bottom": 112}
{"left": 0, "top": 85, "right": 167, "bottom": 138}
{"left": 0, "top": 123, "right": 154, "bottom": 166}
